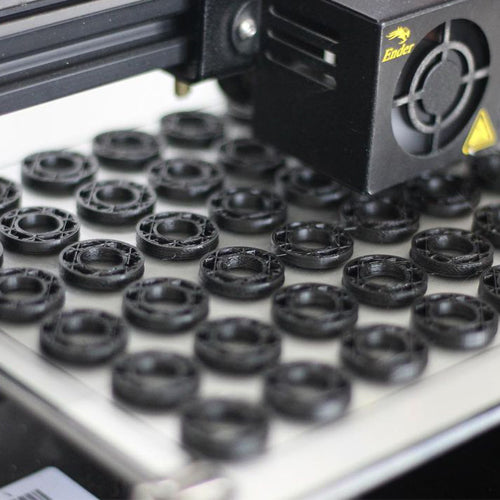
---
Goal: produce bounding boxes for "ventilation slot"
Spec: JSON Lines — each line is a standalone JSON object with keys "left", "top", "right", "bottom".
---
{"left": 266, "top": 5, "right": 338, "bottom": 89}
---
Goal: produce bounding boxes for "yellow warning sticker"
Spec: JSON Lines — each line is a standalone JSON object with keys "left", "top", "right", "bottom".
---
{"left": 463, "top": 109, "right": 498, "bottom": 155}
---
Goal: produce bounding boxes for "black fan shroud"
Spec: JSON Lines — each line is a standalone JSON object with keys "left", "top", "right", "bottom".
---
{"left": 392, "top": 20, "right": 490, "bottom": 156}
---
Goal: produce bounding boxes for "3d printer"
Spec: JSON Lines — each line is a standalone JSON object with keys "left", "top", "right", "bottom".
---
{"left": 1, "top": 0, "right": 498, "bottom": 192}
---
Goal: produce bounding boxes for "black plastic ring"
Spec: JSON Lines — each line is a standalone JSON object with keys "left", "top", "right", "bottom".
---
{"left": 410, "top": 228, "right": 493, "bottom": 279}
{"left": 341, "top": 325, "right": 428, "bottom": 383}
{"left": 59, "top": 239, "right": 145, "bottom": 291}
{"left": 22, "top": 151, "right": 98, "bottom": 194}
{"left": 407, "top": 172, "right": 481, "bottom": 218}
{"left": 161, "top": 111, "right": 224, "bottom": 148}
{"left": 264, "top": 362, "right": 351, "bottom": 422}
{"left": 209, "top": 187, "right": 287, "bottom": 234}
{"left": 226, "top": 101, "right": 253, "bottom": 122}
{"left": 343, "top": 255, "right": 428, "bottom": 308}
{"left": 136, "top": 212, "right": 219, "bottom": 261}
{"left": 0, "top": 178, "right": 21, "bottom": 216}
{"left": 341, "top": 194, "right": 420, "bottom": 244}
{"left": 40, "top": 309, "right": 128, "bottom": 365}
{"left": 479, "top": 266, "right": 500, "bottom": 312}
{"left": 181, "top": 398, "right": 269, "bottom": 459}
{"left": 199, "top": 247, "right": 285, "bottom": 300}
{"left": 0, "top": 206, "right": 80, "bottom": 255}
{"left": 471, "top": 149, "right": 500, "bottom": 191}
{"left": 275, "top": 166, "right": 351, "bottom": 208}
{"left": 148, "top": 158, "right": 224, "bottom": 201}
{"left": 411, "top": 293, "right": 498, "bottom": 350}
{"left": 272, "top": 283, "right": 358, "bottom": 339}
{"left": 112, "top": 351, "right": 200, "bottom": 408}
{"left": 272, "top": 221, "right": 354, "bottom": 270}
{"left": 0, "top": 268, "right": 64, "bottom": 322}
{"left": 473, "top": 204, "right": 500, "bottom": 248}
{"left": 219, "top": 139, "right": 285, "bottom": 178}
{"left": 123, "top": 277, "right": 209, "bottom": 333}
{"left": 77, "top": 180, "right": 156, "bottom": 226}
{"left": 93, "top": 130, "right": 160, "bottom": 170}
{"left": 195, "top": 318, "right": 281, "bottom": 374}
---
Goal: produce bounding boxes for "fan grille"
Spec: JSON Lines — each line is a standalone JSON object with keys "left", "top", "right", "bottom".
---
{"left": 392, "top": 20, "right": 490, "bottom": 156}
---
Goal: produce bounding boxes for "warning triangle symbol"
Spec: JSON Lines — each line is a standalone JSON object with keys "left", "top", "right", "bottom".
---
{"left": 463, "top": 109, "right": 498, "bottom": 155}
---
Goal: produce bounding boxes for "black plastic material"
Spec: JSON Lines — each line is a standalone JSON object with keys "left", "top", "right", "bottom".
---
{"left": 0, "top": 178, "right": 21, "bottom": 216}
{"left": 226, "top": 101, "right": 254, "bottom": 122}
{"left": 195, "top": 317, "right": 281, "bottom": 374}
{"left": 148, "top": 158, "right": 224, "bottom": 201}
{"left": 272, "top": 283, "right": 358, "bottom": 339}
{"left": 343, "top": 255, "right": 428, "bottom": 308}
{"left": 479, "top": 266, "right": 500, "bottom": 312}
{"left": 209, "top": 187, "right": 287, "bottom": 234}
{"left": 341, "top": 193, "right": 420, "bottom": 244}
{"left": 181, "top": 398, "right": 269, "bottom": 460}
{"left": 275, "top": 166, "right": 351, "bottom": 208}
{"left": 22, "top": 151, "right": 98, "bottom": 194}
{"left": 410, "top": 228, "right": 493, "bottom": 278}
{"left": 0, "top": 268, "right": 64, "bottom": 322}
{"left": 341, "top": 325, "right": 429, "bottom": 383}
{"left": 123, "top": 277, "right": 209, "bottom": 333}
{"left": 112, "top": 351, "right": 200, "bottom": 408}
{"left": 199, "top": 246, "right": 285, "bottom": 300}
{"left": 219, "top": 139, "right": 285, "bottom": 178}
{"left": 411, "top": 293, "right": 498, "bottom": 350}
{"left": 264, "top": 362, "right": 351, "bottom": 422}
{"left": 59, "top": 239, "right": 145, "bottom": 291}
{"left": 77, "top": 180, "right": 156, "bottom": 226}
{"left": 0, "top": 206, "right": 80, "bottom": 255}
{"left": 471, "top": 149, "right": 500, "bottom": 191}
{"left": 93, "top": 130, "right": 160, "bottom": 171}
{"left": 0, "top": 177, "right": 21, "bottom": 221}
{"left": 40, "top": 309, "right": 128, "bottom": 365}
{"left": 473, "top": 204, "right": 500, "bottom": 248}
{"left": 272, "top": 221, "right": 353, "bottom": 270}
{"left": 136, "top": 212, "right": 219, "bottom": 261}
{"left": 160, "top": 112, "right": 224, "bottom": 148}
{"left": 407, "top": 173, "right": 481, "bottom": 218}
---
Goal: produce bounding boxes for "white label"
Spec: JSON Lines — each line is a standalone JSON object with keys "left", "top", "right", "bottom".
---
{"left": 0, "top": 467, "right": 99, "bottom": 500}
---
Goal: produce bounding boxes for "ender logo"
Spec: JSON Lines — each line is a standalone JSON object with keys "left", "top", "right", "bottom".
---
{"left": 383, "top": 26, "right": 415, "bottom": 63}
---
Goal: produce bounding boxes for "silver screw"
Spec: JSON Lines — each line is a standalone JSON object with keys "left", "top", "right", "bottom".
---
{"left": 238, "top": 17, "right": 258, "bottom": 41}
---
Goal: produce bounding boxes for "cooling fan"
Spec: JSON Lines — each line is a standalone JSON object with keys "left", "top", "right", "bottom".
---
{"left": 392, "top": 20, "right": 490, "bottom": 156}
{"left": 254, "top": 0, "right": 500, "bottom": 193}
